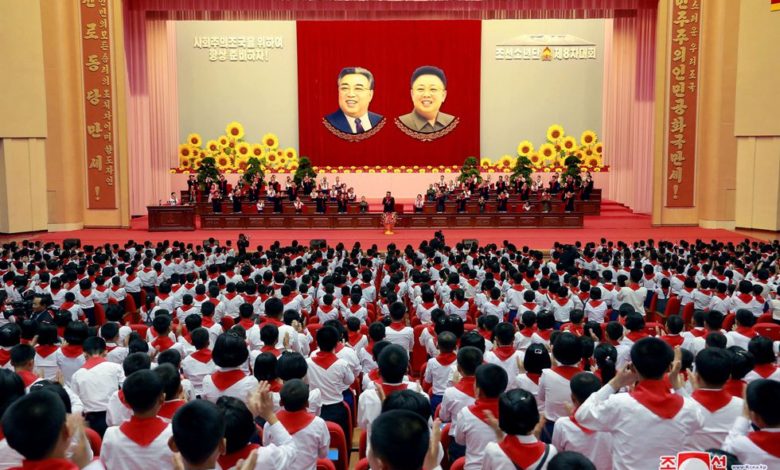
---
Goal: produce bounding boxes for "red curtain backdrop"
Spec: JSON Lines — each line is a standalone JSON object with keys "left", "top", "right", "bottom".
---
{"left": 296, "top": 21, "right": 481, "bottom": 167}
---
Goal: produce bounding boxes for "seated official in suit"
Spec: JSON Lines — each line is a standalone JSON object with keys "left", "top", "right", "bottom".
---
{"left": 398, "top": 65, "right": 455, "bottom": 134}
{"left": 324, "top": 67, "right": 384, "bottom": 134}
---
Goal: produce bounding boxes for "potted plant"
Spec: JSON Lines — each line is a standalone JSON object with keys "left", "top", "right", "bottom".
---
{"left": 293, "top": 156, "right": 317, "bottom": 185}
{"left": 510, "top": 156, "right": 533, "bottom": 183}
{"left": 196, "top": 156, "right": 220, "bottom": 191}
{"left": 242, "top": 157, "right": 265, "bottom": 185}
{"left": 457, "top": 156, "right": 482, "bottom": 183}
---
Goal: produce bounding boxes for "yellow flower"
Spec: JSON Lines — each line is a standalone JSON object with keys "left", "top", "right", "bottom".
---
{"left": 530, "top": 153, "right": 542, "bottom": 167}
{"left": 179, "top": 156, "right": 192, "bottom": 169}
{"left": 547, "top": 124, "right": 564, "bottom": 142}
{"left": 225, "top": 122, "right": 244, "bottom": 140}
{"left": 432, "top": 169, "right": 439, "bottom": 173}
{"left": 216, "top": 155, "right": 232, "bottom": 170}
{"left": 191, "top": 158, "right": 201, "bottom": 170}
{"left": 262, "top": 133, "right": 279, "bottom": 149}
{"left": 356, "top": 169, "right": 363, "bottom": 174}
{"left": 218, "top": 135, "right": 230, "bottom": 147}
{"left": 178, "top": 144, "right": 193, "bottom": 159}
{"left": 206, "top": 140, "right": 220, "bottom": 153}
{"left": 250, "top": 144, "right": 265, "bottom": 158}
{"left": 562, "top": 136, "right": 577, "bottom": 152}
{"left": 538, "top": 143, "right": 556, "bottom": 160}
{"left": 380, "top": 169, "right": 388, "bottom": 173}
{"left": 419, "top": 169, "right": 426, "bottom": 173}
{"left": 497, "top": 155, "right": 516, "bottom": 168}
{"left": 480, "top": 157, "right": 492, "bottom": 169}
{"left": 368, "top": 169, "right": 375, "bottom": 173}
{"left": 587, "top": 156, "right": 602, "bottom": 167}
{"left": 187, "top": 133, "right": 202, "bottom": 147}
{"left": 517, "top": 140, "right": 534, "bottom": 157}
{"left": 581, "top": 130, "right": 597, "bottom": 146}
{"left": 344, "top": 169, "right": 351, "bottom": 174}
{"left": 393, "top": 169, "right": 401, "bottom": 173}
{"left": 284, "top": 147, "right": 297, "bottom": 160}
{"left": 278, "top": 155, "right": 288, "bottom": 167}
{"left": 236, "top": 142, "right": 251, "bottom": 157}
{"left": 594, "top": 142, "right": 604, "bottom": 155}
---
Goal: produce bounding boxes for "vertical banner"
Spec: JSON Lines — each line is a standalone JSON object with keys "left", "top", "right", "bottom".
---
{"left": 79, "top": 0, "right": 117, "bottom": 209}
{"left": 665, "top": 0, "right": 701, "bottom": 207}
{"left": 773, "top": 0, "right": 780, "bottom": 12}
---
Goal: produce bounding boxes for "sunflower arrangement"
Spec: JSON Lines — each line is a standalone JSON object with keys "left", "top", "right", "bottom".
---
{"left": 506, "top": 125, "right": 607, "bottom": 173}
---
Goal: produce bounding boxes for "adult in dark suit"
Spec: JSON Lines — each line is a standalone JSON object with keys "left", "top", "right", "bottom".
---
{"left": 382, "top": 192, "right": 395, "bottom": 213}
{"left": 324, "top": 67, "right": 384, "bottom": 134}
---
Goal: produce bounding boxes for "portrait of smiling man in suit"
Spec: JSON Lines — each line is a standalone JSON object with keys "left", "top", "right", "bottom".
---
{"left": 324, "top": 67, "right": 384, "bottom": 134}
{"left": 398, "top": 65, "right": 455, "bottom": 134}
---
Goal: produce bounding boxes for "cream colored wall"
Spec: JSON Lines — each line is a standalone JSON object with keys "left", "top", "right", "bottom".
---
{"left": 732, "top": 0, "right": 780, "bottom": 231}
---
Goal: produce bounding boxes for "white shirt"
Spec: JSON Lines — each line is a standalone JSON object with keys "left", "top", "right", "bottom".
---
{"left": 575, "top": 383, "right": 705, "bottom": 470}
{"left": 305, "top": 355, "right": 354, "bottom": 405}
{"left": 345, "top": 113, "right": 373, "bottom": 134}
{"left": 181, "top": 351, "right": 216, "bottom": 395}
{"left": 484, "top": 348, "right": 523, "bottom": 383}
{"left": 440, "top": 383, "right": 476, "bottom": 425}
{"left": 201, "top": 367, "right": 259, "bottom": 404}
{"left": 384, "top": 324, "right": 414, "bottom": 352}
{"left": 424, "top": 356, "right": 458, "bottom": 395}
{"left": 358, "top": 382, "right": 426, "bottom": 443}
{"left": 537, "top": 367, "right": 582, "bottom": 422}
{"left": 616, "top": 285, "right": 648, "bottom": 315}
{"left": 481, "top": 435, "right": 558, "bottom": 470}
{"left": 70, "top": 359, "right": 125, "bottom": 412}
{"left": 263, "top": 415, "right": 329, "bottom": 470}
{"left": 551, "top": 416, "right": 612, "bottom": 470}
{"left": 453, "top": 404, "right": 500, "bottom": 470}
{"left": 100, "top": 418, "right": 174, "bottom": 470}
{"left": 106, "top": 390, "right": 133, "bottom": 427}
{"left": 0, "top": 438, "right": 22, "bottom": 469}
{"left": 684, "top": 389, "right": 744, "bottom": 450}
{"left": 722, "top": 417, "right": 780, "bottom": 468}
{"left": 248, "top": 421, "right": 299, "bottom": 470}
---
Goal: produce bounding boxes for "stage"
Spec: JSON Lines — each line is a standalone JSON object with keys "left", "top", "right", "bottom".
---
{"left": 20, "top": 200, "right": 756, "bottom": 250}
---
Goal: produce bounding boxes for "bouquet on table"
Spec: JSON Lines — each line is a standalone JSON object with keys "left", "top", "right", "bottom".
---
{"left": 381, "top": 212, "right": 398, "bottom": 235}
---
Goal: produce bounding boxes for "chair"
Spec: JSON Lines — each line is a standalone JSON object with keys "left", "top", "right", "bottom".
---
{"left": 420, "top": 362, "right": 432, "bottom": 394}
{"left": 682, "top": 303, "right": 695, "bottom": 329}
{"left": 316, "top": 459, "right": 337, "bottom": 470}
{"left": 645, "top": 292, "right": 658, "bottom": 322}
{"left": 220, "top": 316, "right": 235, "bottom": 331}
{"left": 358, "top": 428, "right": 367, "bottom": 459}
{"left": 645, "top": 322, "right": 664, "bottom": 336}
{"left": 123, "top": 295, "right": 139, "bottom": 322}
{"left": 661, "top": 296, "right": 681, "bottom": 321}
{"left": 354, "top": 459, "right": 370, "bottom": 470}
{"left": 757, "top": 313, "right": 774, "bottom": 324}
{"left": 93, "top": 303, "right": 107, "bottom": 326}
{"left": 440, "top": 423, "right": 452, "bottom": 469}
{"left": 326, "top": 421, "right": 349, "bottom": 470}
{"left": 411, "top": 325, "right": 428, "bottom": 378}
{"left": 128, "top": 324, "right": 148, "bottom": 338}
{"left": 723, "top": 312, "right": 737, "bottom": 332}
{"left": 755, "top": 323, "right": 780, "bottom": 341}
{"left": 450, "top": 457, "right": 466, "bottom": 470}
{"left": 307, "top": 324, "right": 323, "bottom": 350}
{"left": 84, "top": 427, "right": 102, "bottom": 457}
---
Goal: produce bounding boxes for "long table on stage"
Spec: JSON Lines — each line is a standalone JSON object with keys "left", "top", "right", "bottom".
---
{"left": 147, "top": 205, "right": 196, "bottom": 231}
{"left": 199, "top": 211, "right": 584, "bottom": 229}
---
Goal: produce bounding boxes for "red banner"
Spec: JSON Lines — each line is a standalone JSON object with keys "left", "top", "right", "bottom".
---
{"left": 296, "top": 21, "right": 481, "bottom": 167}
{"left": 665, "top": 0, "right": 701, "bottom": 207}
{"left": 80, "top": 0, "right": 117, "bottom": 209}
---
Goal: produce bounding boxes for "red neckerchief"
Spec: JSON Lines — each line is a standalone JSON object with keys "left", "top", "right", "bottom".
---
{"left": 526, "top": 372, "right": 541, "bottom": 385}
{"left": 536, "top": 329, "right": 553, "bottom": 341}
{"left": 261, "top": 345, "right": 281, "bottom": 357}
{"left": 747, "top": 431, "right": 780, "bottom": 458}
{"left": 551, "top": 365, "right": 581, "bottom": 381}
{"left": 389, "top": 321, "right": 406, "bottom": 332}
{"left": 347, "top": 331, "right": 363, "bottom": 346}
{"left": 218, "top": 444, "right": 260, "bottom": 470}
{"left": 152, "top": 335, "right": 174, "bottom": 352}
{"left": 625, "top": 331, "right": 648, "bottom": 342}
{"left": 518, "top": 326, "right": 537, "bottom": 338}
{"left": 158, "top": 400, "right": 186, "bottom": 420}
{"left": 436, "top": 352, "right": 457, "bottom": 366}
{"left": 723, "top": 379, "right": 746, "bottom": 398}
{"left": 588, "top": 300, "right": 604, "bottom": 308}
{"left": 311, "top": 351, "right": 339, "bottom": 370}
{"left": 562, "top": 324, "right": 584, "bottom": 336}
{"left": 661, "top": 335, "right": 685, "bottom": 347}
{"left": 468, "top": 398, "right": 500, "bottom": 425}
{"left": 492, "top": 345, "right": 516, "bottom": 362}
{"left": 630, "top": 379, "right": 683, "bottom": 419}
{"left": 521, "top": 302, "right": 538, "bottom": 311}
{"left": 119, "top": 415, "right": 169, "bottom": 447}
{"left": 224, "top": 292, "right": 238, "bottom": 301}
{"left": 691, "top": 389, "right": 732, "bottom": 413}
{"left": 261, "top": 317, "right": 284, "bottom": 328}
{"left": 35, "top": 344, "right": 58, "bottom": 358}
{"left": 375, "top": 379, "right": 409, "bottom": 397}
{"left": 60, "top": 301, "right": 75, "bottom": 310}
{"left": 736, "top": 293, "right": 754, "bottom": 304}
{"left": 17, "top": 458, "right": 78, "bottom": 470}
{"left": 80, "top": 289, "right": 92, "bottom": 297}
{"left": 60, "top": 344, "right": 84, "bottom": 359}
{"left": 690, "top": 327, "right": 707, "bottom": 338}
{"left": 753, "top": 363, "right": 778, "bottom": 378}
{"left": 211, "top": 369, "right": 247, "bottom": 390}
{"left": 477, "top": 329, "right": 492, "bottom": 341}
{"left": 569, "top": 409, "right": 594, "bottom": 435}
{"left": 365, "top": 340, "right": 375, "bottom": 355}
{"left": 238, "top": 318, "right": 255, "bottom": 330}
{"left": 201, "top": 316, "right": 215, "bottom": 328}
{"left": 735, "top": 326, "right": 757, "bottom": 338}
{"left": 17, "top": 370, "right": 39, "bottom": 388}
{"left": 190, "top": 348, "right": 212, "bottom": 363}
{"left": 0, "top": 349, "right": 10, "bottom": 366}
{"left": 454, "top": 376, "right": 476, "bottom": 397}
{"left": 554, "top": 297, "right": 570, "bottom": 307}
{"left": 451, "top": 299, "right": 465, "bottom": 309}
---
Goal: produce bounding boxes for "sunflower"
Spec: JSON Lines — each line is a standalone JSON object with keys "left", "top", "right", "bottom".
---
{"left": 262, "top": 133, "right": 279, "bottom": 149}
{"left": 431, "top": 168, "right": 439, "bottom": 173}
{"left": 178, "top": 144, "right": 192, "bottom": 159}
{"left": 547, "top": 124, "right": 564, "bottom": 142}
{"left": 497, "top": 155, "right": 516, "bottom": 168}
{"left": 225, "top": 121, "right": 245, "bottom": 140}
{"left": 444, "top": 168, "right": 452, "bottom": 173}
{"left": 530, "top": 153, "right": 542, "bottom": 166}
{"left": 216, "top": 154, "right": 232, "bottom": 170}
{"left": 284, "top": 147, "right": 297, "bottom": 160}
{"left": 587, "top": 156, "right": 601, "bottom": 167}
{"left": 179, "top": 156, "right": 192, "bottom": 169}
{"left": 191, "top": 158, "right": 201, "bottom": 170}
{"left": 250, "top": 144, "right": 265, "bottom": 159}
{"left": 218, "top": 135, "right": 230, "bottom": 147}
{"left": 594, "top": 142, "right": 604, "bottom": 155}
{"left": 187, "top": 133, "right": 202, "bottom": 147}
{"left": 236, "top": 142, "right": 251, "bottom": 157}
{"left": 538, "top": 143, "right": 556, "bottom": 160}
{"left": 393, "top": 169, "right": 401, "bottom": 173}
{"left": 480, "top": 157, "right": 492, "bottom": 169}
{"left": 206, "top": 140, "right": 220, "bottom": 153}
{"left": 278, "top": 155, "right": 289, "bottom": 167}
{"left": 581, "top": 130, "right": 597, "bottom": 146}
{"left": 562, "top": 136, "right": 577, "bottom": 152}
{"left": 585, "top": 148, "right": 594, "bottom": 157}
{"left": 516, "top": 140, "right": 534, "bottom": 157}
{"left": 235, "top": 155, "right": 250, "bottom": 171}
{"left": 368, "top": 169, "right": 375, "bottom": 173}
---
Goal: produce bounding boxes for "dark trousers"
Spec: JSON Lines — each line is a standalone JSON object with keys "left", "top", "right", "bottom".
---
{"left": 85, "top": 411, "right": 108, "bottom": 438}
{"left": 449, "top": 440, "right": 466, "bottom": 462}
{"left": 540, "top": 418, "right": 556, "bottom": 443}
{"left": 83, "top": 307, "right": 95, "bottom": 326}
{"left": 430, "top": 393, "right": 443, "bottom": 415}
{"left": 321, "top": 402, "right": 350, "bottom": 442}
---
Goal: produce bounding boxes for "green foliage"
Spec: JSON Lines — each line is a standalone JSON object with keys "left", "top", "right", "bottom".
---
{"left": 294, "top": 156, "right": 317, "bottom": 185}
{"left": 197, "top": 157, "right": 220, "bottom": 188}
{"left": 458, "top": 156, "right": 482, "bottom": 183}
{"left": 564, "top": 155, "right": 582, "bottom": 183}
{"left": 510, "top": 156, "right": 533, "bottom": 183}
{"left": 242, "top": 157, "right": 264, "bottom": 184}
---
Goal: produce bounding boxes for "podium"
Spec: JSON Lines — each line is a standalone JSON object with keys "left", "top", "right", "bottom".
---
{"left": 147, "top": 205, "right": 196, "bottom": 231}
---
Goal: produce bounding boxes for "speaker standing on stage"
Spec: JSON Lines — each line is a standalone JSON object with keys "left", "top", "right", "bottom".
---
{"left": 383, "top": 191, "right": 395, "bottom": 213}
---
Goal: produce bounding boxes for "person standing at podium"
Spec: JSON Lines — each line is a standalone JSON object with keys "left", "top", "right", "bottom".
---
{"left": 231, "top": 187, "right": 242, "bottom": 213}
{"left": 315, "top": 191, "right": 327, "bottom": 214}
{"left": 382, "top": 191, "right": 395, "bottom": 213}
{"left": 186, "top": 175, "right": 197, "bottom": 202}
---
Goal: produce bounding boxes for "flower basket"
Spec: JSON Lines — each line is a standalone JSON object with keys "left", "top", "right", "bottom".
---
{"left": 381, "top": 212, "right": 398, "bottom": 235}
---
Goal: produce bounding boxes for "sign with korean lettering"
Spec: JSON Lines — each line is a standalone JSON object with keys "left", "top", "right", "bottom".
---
{"left": 80, "top": 0, "right": 117, "bottom": 209}
{"left": 665, "top": 0, "right": 701, "bottom": 207}
{"left": 192, "top": 35, "right": 285, "bottom": 62}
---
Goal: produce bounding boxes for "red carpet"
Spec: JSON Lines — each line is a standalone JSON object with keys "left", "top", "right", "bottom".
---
{"left": 16, "top": 201, "right": 755, "bottom": 250}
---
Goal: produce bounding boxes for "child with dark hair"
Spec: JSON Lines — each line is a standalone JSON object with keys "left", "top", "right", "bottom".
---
{"left": 515, "top": 343, "right": 552, "bottom": 402}
{"left": 33, "top": 323, "right": 60, "bottom": 381}
{"left": 215, "top": 396, "right": 260, "bottom": 470}
{"left": 724, "top": 346, "right": 754, "bottom": 398}
{"left": 538, "top": 332, "right": 583, "bottom": 443}
{"left": 453, "top": 363, "right": 509, "bottom": 470}
{"left": 384, "top": 301, "right": 414, "bottom": 352}
{"left": 106, "top": 352, "right": 151, "bottom": 427}
{"left": 70, "top": 336, "right": 124, "bottom": 437}
{"left": 551, "top": 373, "right": 610, "bottom": 469}
{"left": 265, "top": 379, "right": 329, "bottom": 470}
{"left": 201, "top": 333, "right": 258, "bottom": 404}
{"left": 368, "top": 410, "right": 431, "bottom": 470}
{"left": 532, "top": 311, "right": 555, "bottom": 347}
{"left": 55, "top": 321, "right": 89, "bottom": 383}
{"left": 180, "top": 328, "right": 215, "bottom": 397}
{"left": 423, "top": 331, "right": 458, "bottom": 412}
{"left": 745, "top": 336, "right": 780, "bottom": 382}
{"left": 547, "top": 451, "right": 595, "bottom": 470}
{"left": 484, "top": 322, "right": 522, "bottom": 380}
{"left": 345, "top": 316, "right": 367, "bottom": 353}
{"left": 723, "top": 379, "right": 780, "bottom": 466}
{"left": 726, "top": 309, "right": 759, "bottom": 350}
{"left": 10, "top": 344, "right": 40, "bottom": 390}
{"left": 575, "top": 338, "right": 705, "bottom": 470}
{"left": 154, "top": 363, "right": 185, "bottom": 420}
{"left": 513, "top": 310, "right": 537, "bottom": 353}
{"left": 101, "top": 369, "right": 173, "bottom": 467}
